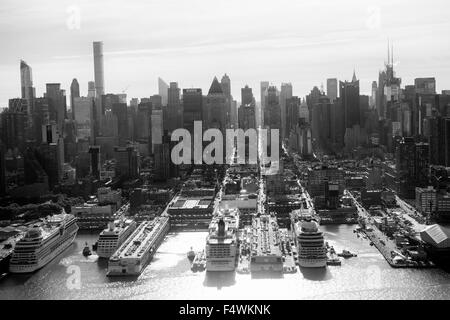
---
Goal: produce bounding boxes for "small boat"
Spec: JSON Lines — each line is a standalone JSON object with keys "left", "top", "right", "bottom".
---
{"left": 191, "top": 251, "right": 206, "bottom": 272}
{"left": 187, "top": 247, "right": 196, "bottom": 261}
{"left": 338, "top": 250, "right": 357, "bottom": 258}
{"left": 0, "top": 273, "right": 7, "bottom": 281}
{"left": 327, "top": 246, "right": 342, "bottom": 266}
{"left": 82, "top": 242, "right": 92, "bottom": 257}
{"left": 92, "top": 242, "right": 98, "bottom": 252}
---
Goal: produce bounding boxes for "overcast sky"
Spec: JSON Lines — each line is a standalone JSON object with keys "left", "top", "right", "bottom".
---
{"left": 1, "top": 0, "right": 450, "bottom": 108}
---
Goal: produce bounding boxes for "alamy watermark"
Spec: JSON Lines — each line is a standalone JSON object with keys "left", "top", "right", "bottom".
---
{"left": 170, "top": 121, "right": 280, "bottom": 175}
{"left": 66, "top": 5, "right": 81, "bottom": 30}
{"left": 66, "top": 265, "right": 81, "bottom": 290}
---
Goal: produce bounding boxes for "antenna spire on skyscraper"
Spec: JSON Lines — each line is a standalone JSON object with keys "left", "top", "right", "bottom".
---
{"left": 387, "top": 39, "right": 390, "bottom": 66}
{"left": 391, "top": 42, "right": 394, "bottom": 66}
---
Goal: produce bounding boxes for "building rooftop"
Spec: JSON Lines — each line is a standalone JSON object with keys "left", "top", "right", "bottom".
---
{"left": 208, "top": 77, "right": 224, "bottom": 95}
{"left": 420, "top": 224, "right": 450, "bottom": 248}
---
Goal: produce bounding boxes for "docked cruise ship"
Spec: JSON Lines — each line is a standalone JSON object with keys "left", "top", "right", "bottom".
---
{"left": 9, "top": 213, "right": 79, "bottom": 273}
{"left": 97, "top": 218, "right": 137, "bottom": 258}
{"left": 292, "top": 213, "right": 327, "bottom": 268}
{"left": 107, "top": 215, "right": 170, "bottom": 276}
{"left": 205, "top": 208, "right": 240, "bottom": 272}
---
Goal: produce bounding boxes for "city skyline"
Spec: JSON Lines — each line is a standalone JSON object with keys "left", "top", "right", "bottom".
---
{"left": 1, "top": 0, "right": 450, "bottom": 107}
{"left": 2, "top": 0, "right": 450, "bottom": 304}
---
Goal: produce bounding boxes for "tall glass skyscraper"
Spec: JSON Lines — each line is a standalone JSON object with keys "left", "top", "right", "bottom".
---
{"left": 93, "top": 41, "right": 105, "bottom": 98}
{"left": 20, "top": 60, "right": 35, "bottom": 116}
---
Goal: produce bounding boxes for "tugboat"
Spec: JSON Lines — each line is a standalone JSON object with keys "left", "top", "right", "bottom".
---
{"left": 327, "top": 246, "right": 341, "bottom": 266}
{"left": 187, "top": 247, "right": 196, "bottom": 261}
{"left": 82, "top": 242, "right": 92, "bottom": 257}
{"left": 191, "top": 251, "right": 206, "bottom": 272}
{"left": 338, "top": 249, "right": 357, "bottom": 258}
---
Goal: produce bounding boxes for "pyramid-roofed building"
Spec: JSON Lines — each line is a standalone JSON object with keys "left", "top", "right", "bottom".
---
{"left": 208, "top": 77, "right": 224, "bottom": 95}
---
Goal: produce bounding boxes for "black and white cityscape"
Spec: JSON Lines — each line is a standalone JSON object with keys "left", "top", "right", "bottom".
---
{"left": 1, "top": 0, "right": 450, "bottom": 300}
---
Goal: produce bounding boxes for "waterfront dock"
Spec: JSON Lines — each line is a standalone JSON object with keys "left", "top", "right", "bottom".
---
{"left": 361, "top": 227, "right": 435, "bottom": 269}
{"left": 279, "top": 229, "right": 297, "bottom": 274}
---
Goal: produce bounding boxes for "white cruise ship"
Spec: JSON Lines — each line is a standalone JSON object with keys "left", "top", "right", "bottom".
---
{"left": 205, "top": 208, "right": 239, "bottom": 272}
{"left": 107, "top": 215, "right": 170, "bottom": 276}
{"left": 97, "top": 218, "right": 137, "bottom": 258}
{"left": 9, "top": 213, "right": 78, "bottom": 273}
{"left": 293, "top": 215, "right": 327, "bottom": 268}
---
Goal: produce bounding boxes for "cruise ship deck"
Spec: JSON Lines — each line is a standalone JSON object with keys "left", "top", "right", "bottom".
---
{"left": 107, "top": 215, "right": 170, "bottom": 276}
{"left": 205, "top": 208, "right": 240, "bottom": 271}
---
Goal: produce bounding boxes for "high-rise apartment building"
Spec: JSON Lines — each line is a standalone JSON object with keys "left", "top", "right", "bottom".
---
{"left": 93, "top": 41, "right": 105, "bottom": 98}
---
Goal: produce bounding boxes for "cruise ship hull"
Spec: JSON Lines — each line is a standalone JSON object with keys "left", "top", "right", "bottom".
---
{"left": 206, "top": 259, "right": 236, "bottom": 272}
{"left": 97, "top": 249, "right": 116, "bottom": 259}
{"left": 97, "top": 225, "right": 136, "bottom": 259}
{"left": 298, "top": 258, "right": 327, "bottom": 268}
{"left": 9, "top": 231, "right": 78, "bottom": 274}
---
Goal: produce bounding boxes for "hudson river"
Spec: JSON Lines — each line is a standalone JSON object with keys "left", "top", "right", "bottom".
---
{"left": 1, "top": 225, "right": 450, "bottom": 300}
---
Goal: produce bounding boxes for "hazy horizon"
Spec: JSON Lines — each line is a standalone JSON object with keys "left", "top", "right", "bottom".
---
{"left": 1, "top": 0, "right": 450, "bottom": 108}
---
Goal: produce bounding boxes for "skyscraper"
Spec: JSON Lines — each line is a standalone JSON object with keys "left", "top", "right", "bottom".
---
{"left": 415, "top": 78, "right": 436, "bottom": 95}
{"left": 286, "top": 96, "right": 300, "bottom": 136}
{"left": 70, "top": 78, "right": 80, "bottom": 117}
{"left": 151, "top": 107, "right": 164, "bottom": 152}
{"left": 1, "top": 106, "right": 27, "bottom": 152}
{"left": 154, "top": 131, "right": 171, "bottom": 181}
{"left": 221, "top": 74, "right": 231, "bottom": 97}
{"left": 73, "top": 97, "right": 94, "bottom": 140}
{"left": 260, "top": 81, "right": 269, "bottom": 127}
{"left": 221, "top": 74, "right": 233, "bottom": 128}
{"left": 326, "top": 78, "right": 338, "bottom": 102}
{"left": 93, "top": 41, "right": 105, "bottom": 98}
{"left": 370, "top": 81, "right": 377, "bottom": 109}
{"left": 114, "top": 146, "right": 138, "bottom": 179}
{"left": 111, "top": 102, "right": 128, "bottom": 145}
{"left": 150, "top": 95, "right": 162, "bottom": 110}
{"left": 205, "top": 77, "right": 227, "bottom": 134}
{"left": 45, "top": 83, "right": 67, "bottom": 133}
{"left": 377, "top": 43, "right": 401, "bottom": 120}
{"left": 20, "top": 60, "right": 35, "bottom": 117}
{"left": 339, "top": 72, "right": 360, "bottom": 129}
{"left": 183, "top": 88, "right": 203, "bottom": 136}
{"left": 158, "top": 77, "right": 169, "bottom": 106}
{"left": 280, "top": 83, "right": 293, "bottom": 138}
{"left": 239, "top": 86, "right": 256, "bottom": 131}
{"left": 264, "top": 86, "right": 281, "bottom": 130}
{"left": 167, "top": 82, "right": 182, "bottom": 132}
{"left": 241, "top": 85, "right": 254, "bottom": 106}
{"left": 88, "top": 145, "right": 101, "bottom": 179}
{"left": 87, "top": 81, "right": 96, "bottom": 98}
{"left": 238, "top": 103, "right": 256, "bottom": 131}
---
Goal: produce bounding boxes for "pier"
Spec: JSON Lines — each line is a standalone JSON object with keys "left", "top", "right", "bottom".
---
{"left": 361, "top": 227, "right": 435, "bottom": 269}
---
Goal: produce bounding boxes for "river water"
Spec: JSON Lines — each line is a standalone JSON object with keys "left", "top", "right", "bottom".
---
{"left": 1, "top": 225, "right": 450, "bottom": 300}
